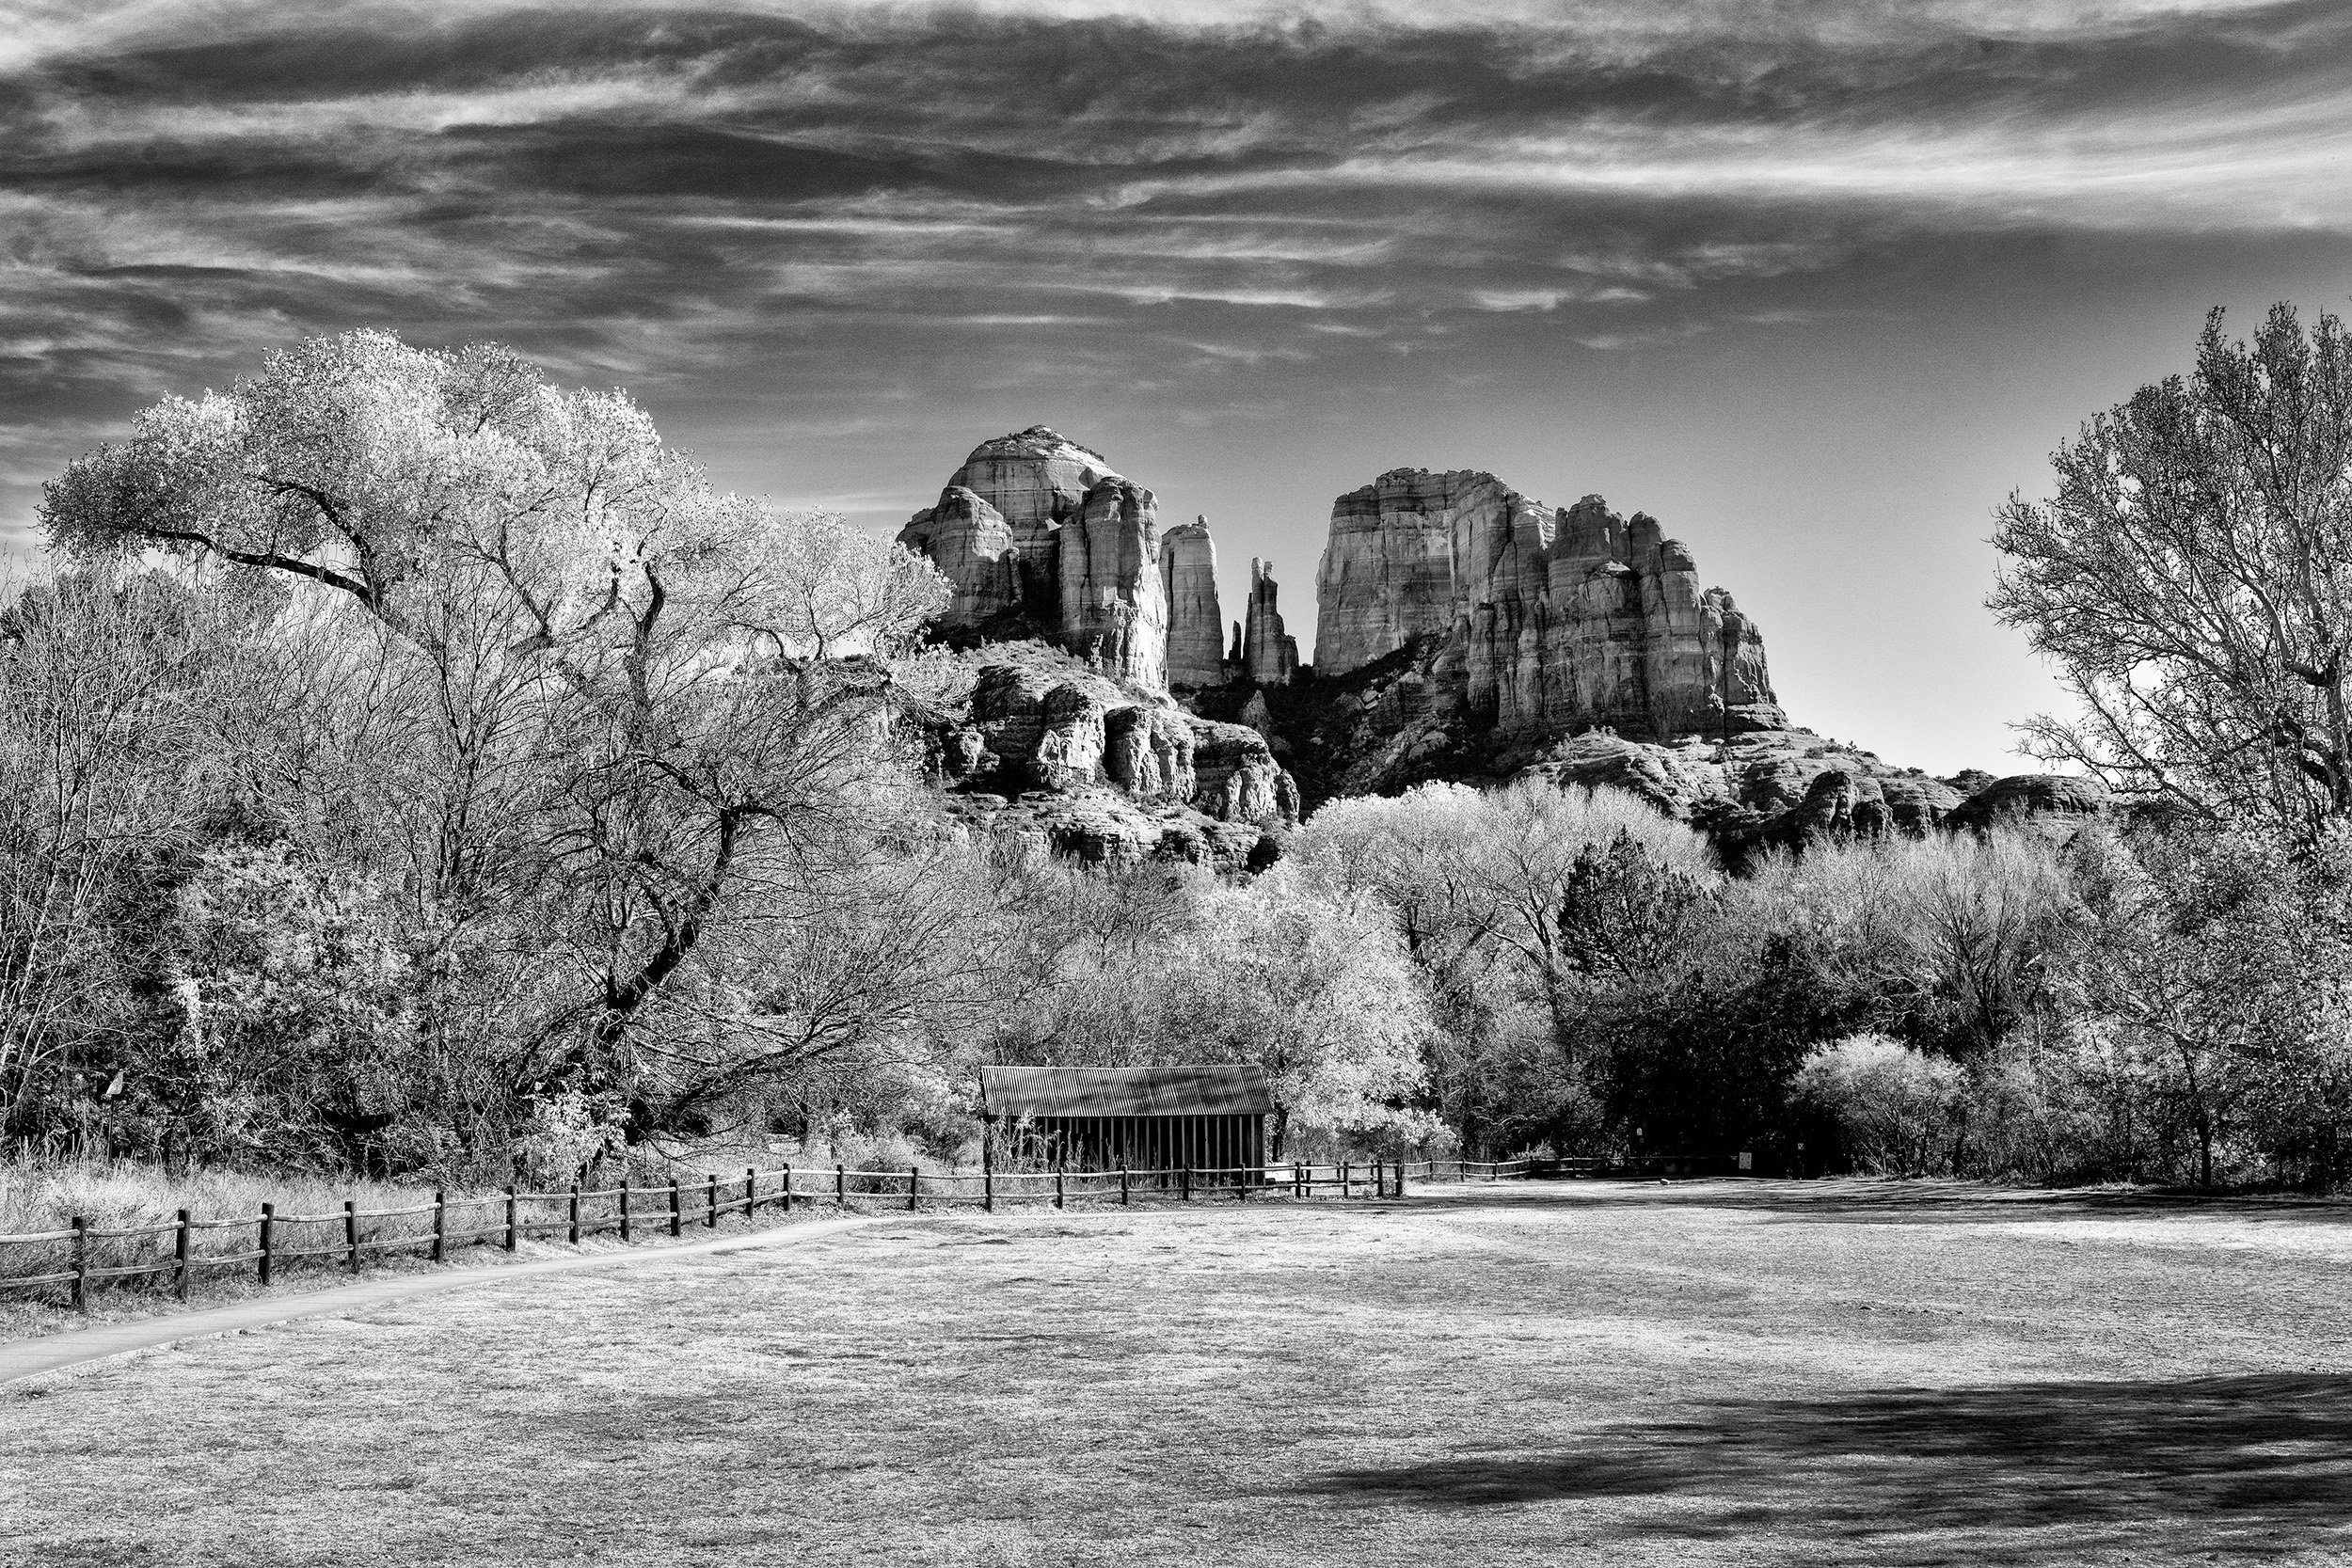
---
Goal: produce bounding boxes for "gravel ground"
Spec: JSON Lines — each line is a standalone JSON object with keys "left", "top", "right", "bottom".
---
{"left": 3, "top": 1178, "right": 2348, "bottom": 1567}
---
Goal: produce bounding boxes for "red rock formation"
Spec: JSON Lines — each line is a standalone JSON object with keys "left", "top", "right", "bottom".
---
{"left": 1313, "top": 468, "right": 1783, "bottom": 742}
{"left": 1242, "top": 559, "right": 1299, "bottom": 687}
{"left": 1158, "top": 517, "right": 1227, "bottom": 689}
{"left": 898, "top": 427, "right": 1168, "bottom": 688}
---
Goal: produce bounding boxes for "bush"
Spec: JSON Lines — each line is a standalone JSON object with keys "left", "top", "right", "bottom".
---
{"left": 1793, "top": 1036, "right": 1964, "bottom": 1176}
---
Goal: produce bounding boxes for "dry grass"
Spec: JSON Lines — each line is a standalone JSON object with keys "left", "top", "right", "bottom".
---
{"left": 6, "top": 1179, "right": 2352, "bottom": 1566}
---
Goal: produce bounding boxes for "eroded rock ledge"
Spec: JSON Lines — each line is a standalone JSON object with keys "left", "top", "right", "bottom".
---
{"left": 916, "top": 642, "right": 1298, "bottom": 869}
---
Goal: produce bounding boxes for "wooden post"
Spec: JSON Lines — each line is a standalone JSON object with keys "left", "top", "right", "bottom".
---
{"left": 504, "top": 1186, "right": 519, "bottom": 1252}
{"left": 1054, "top": 1168, "right": 1064, "bottom": 1211}
{"left": 668, "top": 1180, "right": 682, "bottom": 1237}
{"left": 70, "top": 1215, "right": 87, "bottom": 1312}
{"left": 259, "top": 1202, "right": 276, "bottom": 1286}
{"left": 835, "top": 1164, "right": 846, "bottom": 1206}
{"left": 909, "top": 1165, "right": 920, "bottom": 1213}
{"left": 431, "top": 1191, "right": 446, "bottom": 1263}
{"left": 568, "top": 1184, "right": 581, "bottom": 1244}
{"left": 1394, "top": 1161, "right": 1406, "bottom": 1198}
{"left": 1342, "top": 1161, "right": 1351, "bottom": 1198}
{"left": 1181, "top": 1165, "right": 1191, "bottom": 1203}
{"left": 175, "top": 1209, "right": 192, "bottom": 1304}
{"left": 1119, "top": 1165, "right": 1129, "bottom": 1207}
{"left": 619, "top": 1183, "right": 632, "bottom": 1243}
{"left": 344, "top": 1199, "right": 361, "bottom": 1275}
{"left": 745, "top": 1166, "right": 757, "bottom": 1219}
{"left": 982, "top": 1162, "right": 993, "bottom": 1214}
{"left": 705, "top": 1173, "right": 718, "bottom": 1228}
{"left": 781, "top": 1163, "right": 793, "bottom": 1212}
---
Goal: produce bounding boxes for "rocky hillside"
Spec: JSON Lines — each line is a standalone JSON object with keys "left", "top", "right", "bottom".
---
{"left": 895, "top": 430, "right": 1303, "bottom": 867}
{"left": 895, "top": 430, "right": 2101, "bottom": 866}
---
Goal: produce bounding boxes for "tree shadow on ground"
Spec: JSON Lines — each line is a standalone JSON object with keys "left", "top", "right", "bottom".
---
{"left": 1402, "top": 1179, "right": 2352, "bottom": 1230}
{"left": 1297, "top": 1372, "right": 2352, "bottom": 1559}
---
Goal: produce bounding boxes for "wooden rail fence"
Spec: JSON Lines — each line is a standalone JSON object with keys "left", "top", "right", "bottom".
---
{"left": 1, "top": 1158, "right": 1537, "bottom": 1310}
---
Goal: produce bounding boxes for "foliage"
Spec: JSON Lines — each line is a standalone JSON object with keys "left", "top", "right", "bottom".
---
{"left": 1991, "top": 304, "right": 2352, "bottom": 846}
{"left": 1792, "top": 1036, "right": 1965, "bottom": 1176}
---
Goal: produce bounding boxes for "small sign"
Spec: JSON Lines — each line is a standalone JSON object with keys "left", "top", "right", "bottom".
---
{"left": 1738, "top": 1150, "right": 1755, "bottom": 1172}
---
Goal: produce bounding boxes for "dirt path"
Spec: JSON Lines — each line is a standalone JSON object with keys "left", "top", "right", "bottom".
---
{"left": 0, "top": 1213, "right": 876, "bottom": 1385}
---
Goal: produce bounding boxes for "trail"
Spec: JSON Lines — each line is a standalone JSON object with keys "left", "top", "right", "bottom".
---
{"left": 0, "top": 1213, "right": 878, "bottom": 1385}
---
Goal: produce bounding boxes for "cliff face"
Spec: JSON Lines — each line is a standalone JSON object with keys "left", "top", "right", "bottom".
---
{"left": 901, "top": 428, "right": 1170, "bottom": 688}
{"left": 919, "top": 642, "right": 1298, "bottom": 870}
{"left": 1158, "top": 518, "right": 1227, "bottom": 690}
{"left": 1315, "top": 469, "right": 1783, "bottom": 743}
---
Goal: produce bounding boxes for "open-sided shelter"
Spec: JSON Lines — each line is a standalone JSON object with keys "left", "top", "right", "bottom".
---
{"left": 978, "top": 1065, "right": 1273, "bottom": 1179}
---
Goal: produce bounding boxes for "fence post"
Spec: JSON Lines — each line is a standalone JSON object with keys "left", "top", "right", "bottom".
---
{"left": 504, "top": 1186, "right": 519, "bottom": 1252}
{"left": 1181, "top": 1165, "right": 1191, "bottom": 1203}
{"left": 745, "top": 1166, "right": 757, "bottom": 1219}
{"left": 982, "top": 1163, "right": 993, "bottom": 1214}
{"left": 705, "top": 1173, "right": 718, "bottom": 1228}
{"left": 668, "top": 1180, "right": 682, "bottom": 1237}
{"left": 619, "top": 1183, "right": 632, "bottom": 1243}
{"left": 71, "top": 1215, "right": 87, "bottom": 1312}
{"left": 1342, "top": 1161, "right": 1351, "bottom": 1198}
{"left": 567, "top": 1184, "right": 581, "bottom": 1244}
{"left": 1119, "top": 1165, "right": 1129, "bottom": 1207}
{"left": 259, "top": 1202, "right": 276, "bottom": 1286}
{"left": 908, "top": 1165, "right": 920, "bottom": 1213}
{"left": 781, "top": 1163, "right": 792, "bottom": 1213}
{"left": 345, "top": 1199, "right": 361, "bottom": 1275}
{"left": 431, "top": 1191, "right": 445, "bottom": 1263}
{"left": 1394, "top": 1161, "right": 1406, "bottom": 1198}
{"left": 175, "top": 1209, "right": 192, "bottom": 1304}
{"left": 835, "top": 1164, "right": 846, "bottom": 1206}
{"left": 1054, "top": 1168, "right": 1064, "bottom": 1211}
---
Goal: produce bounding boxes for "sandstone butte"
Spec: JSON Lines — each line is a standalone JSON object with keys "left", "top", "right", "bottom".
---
{"left": 896, "top": 429, "right": 2104, "bottom": 865}
{"left": 898, "top": 428, "right": 1298, "bottom": 868}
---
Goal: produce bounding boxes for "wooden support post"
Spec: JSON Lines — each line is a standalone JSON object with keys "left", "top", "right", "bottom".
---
{"left": 504, "top": 1186, "right": 519, "bottom": 1252}
{"left": 1120, "top": 1165, "right": 1129, "bottom": 1207}
{"left": 70, "top": 1215, "right": 87, "bottom": 1312}
{"left": 431, "top": 1191, "right": 446, "bottom": 1262}
{"left": 259, "top": 1203, "right": 276, "bottom": 1286}
{"left": 175, "top": 1209, "right": 192, "bottom": 1304}
{"left": 909, "top": 1165, "right": 920, "bottom": 1213}
{"left": 668, "top": 1180, "right": 682, "bottom": 1237}
{"left": 982, "top": 1162, "right": 993, "bottom": 1214}
{"left": 781, "top": 1163, "right": 792, "bottom": 1212}
{"left": 1394, "top": 1161, "right": 1406, "bottom": 1198}
{"left": 568, "top": 1184, "right": 581, "bottom": 1244}
{"left": 1181, "top": 1165, "right": 1191, "bottom": 1203}
{"left": 745, "top": 1166, "right": 757, "bottom": 1218}
{"left": 619, "top": 1183, "right": 632, "bottom": 1243}
{"left": 1342, "top": 1161, "right": 1351, "bottom": 1198}
{"left": 706, "top": 1173, "right": 718, "bottom": 1227}
{"left": 835, "top": 1164, "right": 846, "bottom": 1206}
{"left": 345, "top": 1199, "right": 361, "bottom": 1275}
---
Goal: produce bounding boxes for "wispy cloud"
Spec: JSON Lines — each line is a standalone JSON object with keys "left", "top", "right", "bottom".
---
{"left": 1, "top": 0, "right": 2346, "bottom": 548}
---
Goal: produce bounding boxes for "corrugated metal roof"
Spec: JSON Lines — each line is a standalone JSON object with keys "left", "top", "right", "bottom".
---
{"left": 978, "top": 1065, "right": 1274, "bottom": 1117}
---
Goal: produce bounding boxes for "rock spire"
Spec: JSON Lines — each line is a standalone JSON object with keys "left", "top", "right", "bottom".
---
{"left": 1158, "top": 516, "right": 1228, "bottom": 689}
{"left": 1243, "top": 558, "right": 1299, "bottom": 687}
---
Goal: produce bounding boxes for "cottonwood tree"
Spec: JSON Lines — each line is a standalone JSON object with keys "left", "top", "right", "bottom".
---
{"left": 1991, "top": 304, "right": 2352, "bottom": 846}
{"left": 0, "top": 574, "right": 223, "bottom": 1143}
{"left": 41, "top": 329, "right": 949, "bottom": 1147}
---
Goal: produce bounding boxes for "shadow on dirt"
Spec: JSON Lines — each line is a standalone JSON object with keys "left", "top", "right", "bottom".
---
{"left": 1403, "top": 1178, "right": 2352, "bottom": 1230}
{"left": 1297, "top": 1371, "right": 2352, "bottom": 1558}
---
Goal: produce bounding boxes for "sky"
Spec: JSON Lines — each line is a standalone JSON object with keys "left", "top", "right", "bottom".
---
{"left": 4, "top": 0, "right": 2350, "bottom": 775}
